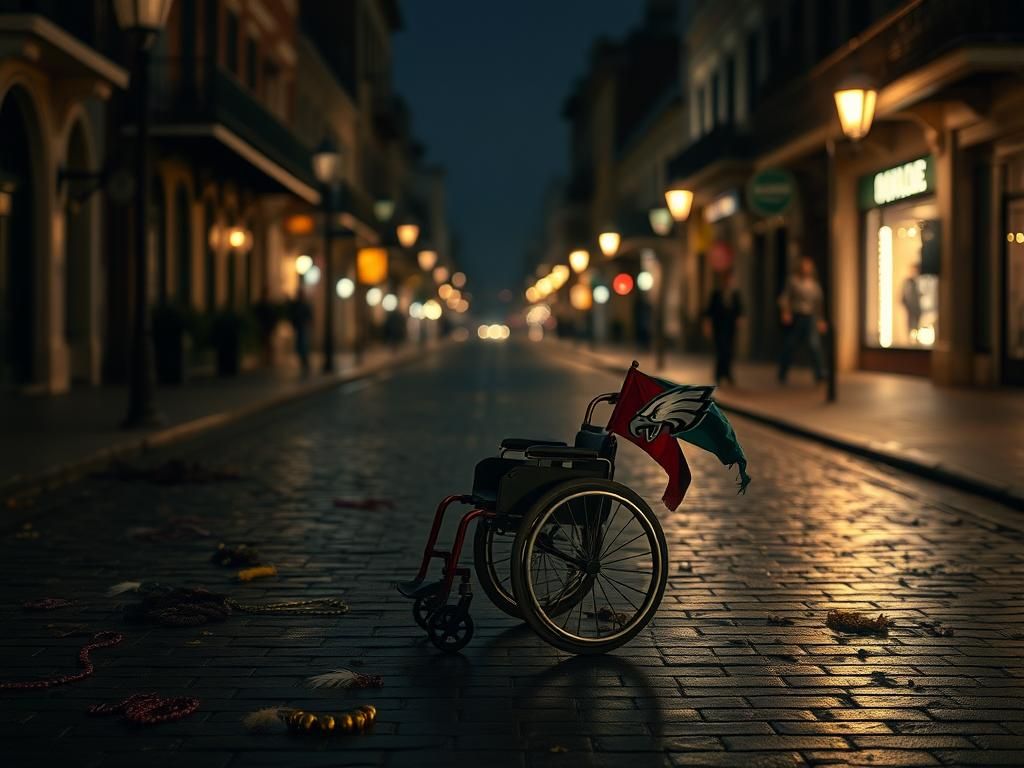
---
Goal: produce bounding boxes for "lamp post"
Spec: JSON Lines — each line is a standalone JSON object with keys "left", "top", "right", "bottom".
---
{"left": 312, "top": 136, "right": 341, "bottom": 374}
{"left": 825, "top": 74, "right": 878, "bottom": 402}
{"left": 660, "top": 186, "right": 693, "bottom": 370}
{"left": 115, "top": 0, "right": 173, "bottom": 428}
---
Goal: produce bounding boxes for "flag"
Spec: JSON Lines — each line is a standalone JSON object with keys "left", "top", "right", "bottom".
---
{"left": 606, "top": 363, "right": 751, "bottom": 509}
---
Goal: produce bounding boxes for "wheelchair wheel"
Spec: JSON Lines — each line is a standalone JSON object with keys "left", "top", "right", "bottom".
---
{"left": 510, "top": 478, "right": 668, "bottom": 655}
{"left": 473, "top": 519, "right": 521, "bottom": 619}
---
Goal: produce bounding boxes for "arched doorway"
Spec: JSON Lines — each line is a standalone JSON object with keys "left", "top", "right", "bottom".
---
{"left": 64, "top": 119, "right": 94, "bottom": 384}
{"left": 174, "top": 184, "right": 191, "bottom": 306}
{"left": 0, "top": 86, "right": 39, "bottom": 388}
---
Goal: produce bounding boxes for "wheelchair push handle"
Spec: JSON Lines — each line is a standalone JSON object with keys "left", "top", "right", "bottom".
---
{"left": 583, "top": 392, "right": 619, "bottom": 428}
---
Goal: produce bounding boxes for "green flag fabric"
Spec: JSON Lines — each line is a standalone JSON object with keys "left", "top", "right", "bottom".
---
{"left": 654, "top": 377, "right": 751, "bottom": 494}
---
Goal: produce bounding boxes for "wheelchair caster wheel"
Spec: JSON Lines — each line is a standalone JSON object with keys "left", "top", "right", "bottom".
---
{"left": 413, "top": 595, "right": 438, "bottom": 630}
{"left": 427, "top": 606, "right": 474, "bottom": 653}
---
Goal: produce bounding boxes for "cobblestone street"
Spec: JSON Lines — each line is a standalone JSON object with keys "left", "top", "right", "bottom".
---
{"left": 2, "top": 342, "right": 1023, "bottom": 768}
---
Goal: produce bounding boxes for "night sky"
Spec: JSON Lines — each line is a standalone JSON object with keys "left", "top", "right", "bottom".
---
{"left": 393, "top": 1, "right": 648, "bottom": 318}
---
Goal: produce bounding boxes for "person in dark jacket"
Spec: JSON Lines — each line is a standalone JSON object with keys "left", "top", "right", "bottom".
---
{"left": 703, "top": 269, "right": 744, "bottom": 386}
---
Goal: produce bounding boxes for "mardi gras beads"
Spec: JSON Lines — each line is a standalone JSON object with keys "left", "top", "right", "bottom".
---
{"left": 285, "top": 705, "right": 377, "bottom": 735}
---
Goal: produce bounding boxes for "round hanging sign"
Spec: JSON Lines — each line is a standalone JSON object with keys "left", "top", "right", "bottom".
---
{"left": 746, "top": 168, "right": 796, "bottom": 218}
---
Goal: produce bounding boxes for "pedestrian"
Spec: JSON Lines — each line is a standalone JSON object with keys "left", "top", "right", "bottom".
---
{"left": 702, "top": 269, "right": 743, "bottom": 386}
{"left": 777, "top": 255, "right": 826, "bottom": 384}
{"left": 288, "top": 290, "right": 312, "bottom": 377}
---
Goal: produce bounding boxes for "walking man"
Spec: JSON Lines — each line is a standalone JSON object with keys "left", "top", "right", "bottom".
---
{"left": 777, "top": 256, "right": 826, "bottom": 384}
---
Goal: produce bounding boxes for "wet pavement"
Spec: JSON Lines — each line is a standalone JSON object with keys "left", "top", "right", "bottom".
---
{"left": 2, "top": 341, "right": 1023, "bottom": 767}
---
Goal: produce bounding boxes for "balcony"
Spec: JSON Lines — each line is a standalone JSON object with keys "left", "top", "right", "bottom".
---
{"left": 665, "top": 125, "right": 750, "bottom": 185}
{"left": 149, "top": 58, "right": 318, "bottom": 203}
{"left": 753, "top": 0, "right": 1024, "bottom": 155}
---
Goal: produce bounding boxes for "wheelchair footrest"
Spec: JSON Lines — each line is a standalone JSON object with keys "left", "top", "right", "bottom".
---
{"left": 396, "top": 578, "right": 446, "bottom": 600}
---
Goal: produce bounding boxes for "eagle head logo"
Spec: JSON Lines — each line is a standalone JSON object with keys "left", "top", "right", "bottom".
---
{"left": 629, "top": 386, "right": 714, "bottom": 443}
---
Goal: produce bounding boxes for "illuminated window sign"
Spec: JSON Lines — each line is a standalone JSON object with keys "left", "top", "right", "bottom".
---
{"left": 860, "top": 156, "right": 933, "bottom": 209}
{"left": 703, "top": 190, "right": 739, "bottom": 223}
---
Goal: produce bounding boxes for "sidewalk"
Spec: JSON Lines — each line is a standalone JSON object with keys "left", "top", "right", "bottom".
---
{"left": 0, "top": 343, "right": 436, "bottom": 497}
{"left": 564, "top": 341, "right": 1024, "bottom": 510}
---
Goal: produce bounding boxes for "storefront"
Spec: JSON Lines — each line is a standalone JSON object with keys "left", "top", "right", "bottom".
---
{"left": 1003, "top": 152, "right": 1024, "bottom": 386}
{"left": 859, "top": 156, "right": 939, "bottom": 376}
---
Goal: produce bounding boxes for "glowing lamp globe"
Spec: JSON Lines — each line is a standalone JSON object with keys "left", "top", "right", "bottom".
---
{"left": 598, "top": 229, "right": 621, "bottom": 258}
{"left": 636, "top": 271, "right": 654, "bottom": 292}
{"left": 432, "top": 266, "right": 449, "bottom": 284}
{"left": 833, "top": 74, "right": 877, "bottom": 141}
{"left": 295, "top": 254, "right": 313, "bottom": 275}
{"left": 356, "top": 247, "right": 388, "bottom": 285}
{"left": 664, "top": 187, "right": 694, "bottom": 222}
{"left": 649, "top": 207, "right": 673, "bottom": 236}
{"left": 417, "top": 249, "right": 438, "bottom": 271}
{"left": 396, "top": 222, "right": 420, "bottom": 248}
{"left": 336, "top": 277, "right": 355, "bottom": 299}
{"left": 568, "top": 249, "right": 590, "bottom": 273}
{"left": 569, "top": 283, "right": 593, "bottom": 311}
{"left": 592, "top": 285, "right": 610, "bottom": 305}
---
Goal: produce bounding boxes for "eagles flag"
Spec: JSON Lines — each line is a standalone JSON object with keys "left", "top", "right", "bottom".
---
{"left": 606, "top": 362, "right": 751, "bottom": 510}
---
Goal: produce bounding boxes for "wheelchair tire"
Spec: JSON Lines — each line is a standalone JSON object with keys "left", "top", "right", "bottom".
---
{"left": 473, "top": 519, "right": 521, "bottom": 619}
{"left": 510, "top": 478, "right": 668, "bottom": 655}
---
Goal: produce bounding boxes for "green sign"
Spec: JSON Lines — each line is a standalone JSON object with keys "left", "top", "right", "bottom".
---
{"left": 746, "top": 168, "right": 796, "bottom": 217}
{"left": 859, "top": 156, "right": 934, "bottom": 210}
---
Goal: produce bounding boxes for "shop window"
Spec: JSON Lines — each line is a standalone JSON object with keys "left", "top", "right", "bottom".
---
{"left": 863, "top": 198, "right": 940, "bottom": 350}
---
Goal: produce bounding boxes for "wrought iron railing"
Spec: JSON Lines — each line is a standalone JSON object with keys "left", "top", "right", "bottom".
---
{"left": 149, "top": 57, "right": 315, "bottom": 187}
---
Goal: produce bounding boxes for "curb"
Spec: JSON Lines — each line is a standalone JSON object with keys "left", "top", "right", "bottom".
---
{"left": 1, "top": 345, "right": 440, "bottom": 501}
{"left": 562, "top": 343, "right": 1024, "bottom": 513}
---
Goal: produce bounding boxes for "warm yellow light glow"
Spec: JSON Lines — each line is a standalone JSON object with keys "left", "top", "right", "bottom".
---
{"left": 551, "top": 264, "right": 570, "bottom": 286}
{"left": 396, "top": 223, "right": 420, "bottom": 248}
{"left": 649, "top": 207, "right": 674, "bottom": 235}
{"left": 664, "top": 188, "right": 694, "bottom": 221}
{"left": 917, "top": 325, "right": 935, "bottom": 346}
{"left": 878, "top": 225, "right": 893, "bottom": 348}
{"left": 423, "top": 299, "right": 443, "bottom": 320}
{"left": 834, "top": 78, "right": 877, "bottom": 140}
{"left": 526, "top": 304, "right": 551, "bottom": 325}
{"left": 438, "top": 283, "right": 453, "bottom": 300}
{"left": 569, "top": 283, "right": 593, "bottom": 311}
{"left": 432, "top": 266, "right": 449, "bottom": 284}
{"left": 569, "top": 249, "right": 590, "bottom": 273}
{"left": 598, "top": 230, "right": 621, "bottom": 258}
{"left": 636, "top": 271, "right": 654, "bottom": 292}
{"left": 284, "top": 214, "right": 315, "bottom": 235}
{"left": 1009, "top": 233, "right": 1016, "bottom": 243}
{"left": 417, "top": 249, "right": 438, "bottom": 271}
{"left": 295, "top": 254, "right": 313, "bottom": 275}
{"left": 477, "top": 324, "right": 489, "bottom": 340}
{"left": 1017, "top": 233, "right": 1024, "bottom": 244}
{"left": 525, "top": 286, "right": 540, "bottom": 303}
{"left": 537, "top": 276, "right": 554, "bottom": 295}
{"left": 455, "top": 299, "right": 469, "bottom": 313}
{"left": 451, "top": 271, "right": 467, "bottom": 288}
{"left": 357, "top": 247, "right": 388, "bottom": 285}
{"left": 228, "top": 228, "right": 246, "bottom": 249}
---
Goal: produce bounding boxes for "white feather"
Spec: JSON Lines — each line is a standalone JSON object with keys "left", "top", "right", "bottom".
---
{"left": 105, "top": 581, "right": 141, "bottom": 597}
{"left": 305, "top": 668, "right": 364, "bottom": 689}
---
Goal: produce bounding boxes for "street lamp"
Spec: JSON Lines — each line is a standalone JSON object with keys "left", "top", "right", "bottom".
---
{"left": 664, "top": 186, "right": 693, "bottom": 222}
{"left": 648, "top": 207, "right": 673, "bottom": 236}
{"left": 313, "top": 134, "right": 341, "bottom": 374}
{"left": 115, "top": 0, "right": 173, "bottom": 428}
{"left": 396, "top": 221, "right": 420, "bottom": 249}
{"left": 598, "top": 228, "right": 620, "bottom": 258}
{"left": 417, "top": 249, "right": 437, "bottom": 271}
{"left": 833, "top": 74, "right": 877, "bottom": 141}
{"left": 569, "top": 249, "right": 590, "bottom": 273}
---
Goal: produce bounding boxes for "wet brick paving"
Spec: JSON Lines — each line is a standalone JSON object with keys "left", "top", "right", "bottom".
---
{"left": 1, "top": 342, "right": 1023, "bottom": 767}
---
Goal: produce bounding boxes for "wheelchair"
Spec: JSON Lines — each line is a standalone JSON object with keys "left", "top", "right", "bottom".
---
{"left": 397, "top": 393, "right": 669, "bottom": 654}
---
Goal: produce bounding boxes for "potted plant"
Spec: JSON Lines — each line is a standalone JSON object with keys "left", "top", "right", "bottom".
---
{"left": 151, "top": 303, "right": 188, "bottom": 385}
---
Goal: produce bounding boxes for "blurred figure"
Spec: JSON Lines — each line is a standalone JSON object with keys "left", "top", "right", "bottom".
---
{"left": 702, "top": 269, "right": 744, "bottom": 386}
{"left": 903, "top": 261, "right": 922, "bottom": 339}
{"left": 288, "top": 290, "right": 312, "bottom": 377}
{"left": 777, "top": 256, "right": 826, "bottom": 384}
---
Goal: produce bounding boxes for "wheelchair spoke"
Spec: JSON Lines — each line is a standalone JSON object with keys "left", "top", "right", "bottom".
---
{"left": 600, "top": 573, "right": 648, "bottom": 594}
{"left": 599, "top": 510, "right": 635, "bottom": 561}
{"left": 601, "top": 550, "right": 652, "bottom": 567}
{"left": 602, "top": 530, "right": 648, "bottom": 561}
{"left": 598, "top": 572, "right": 640, "bottom": 615}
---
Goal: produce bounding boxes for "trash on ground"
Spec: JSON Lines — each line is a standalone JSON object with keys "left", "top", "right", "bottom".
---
{"left": 211, "top": 543, "right": 261, "bottom": 567}
{"left": 306, "top": 668, "right": 383, "bottom": 690}
{"left": 767, "top": 615, "right": 794, "bottom": 626}
{"left": 88, "top": 692, "right": 200, "bottom": 725}
{"left": 825, "top": 609, "right": 894, "bottom": 636}
{"left": 237, "top": 565, "right": 277, "bottom": 582}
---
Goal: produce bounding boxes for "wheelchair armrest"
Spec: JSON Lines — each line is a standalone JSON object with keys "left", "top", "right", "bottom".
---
{"left": 526, "top": 446, "right": 599, "bottom": 460}
{"left": 500, "top": 438, "right": 567, "bottom": 451}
